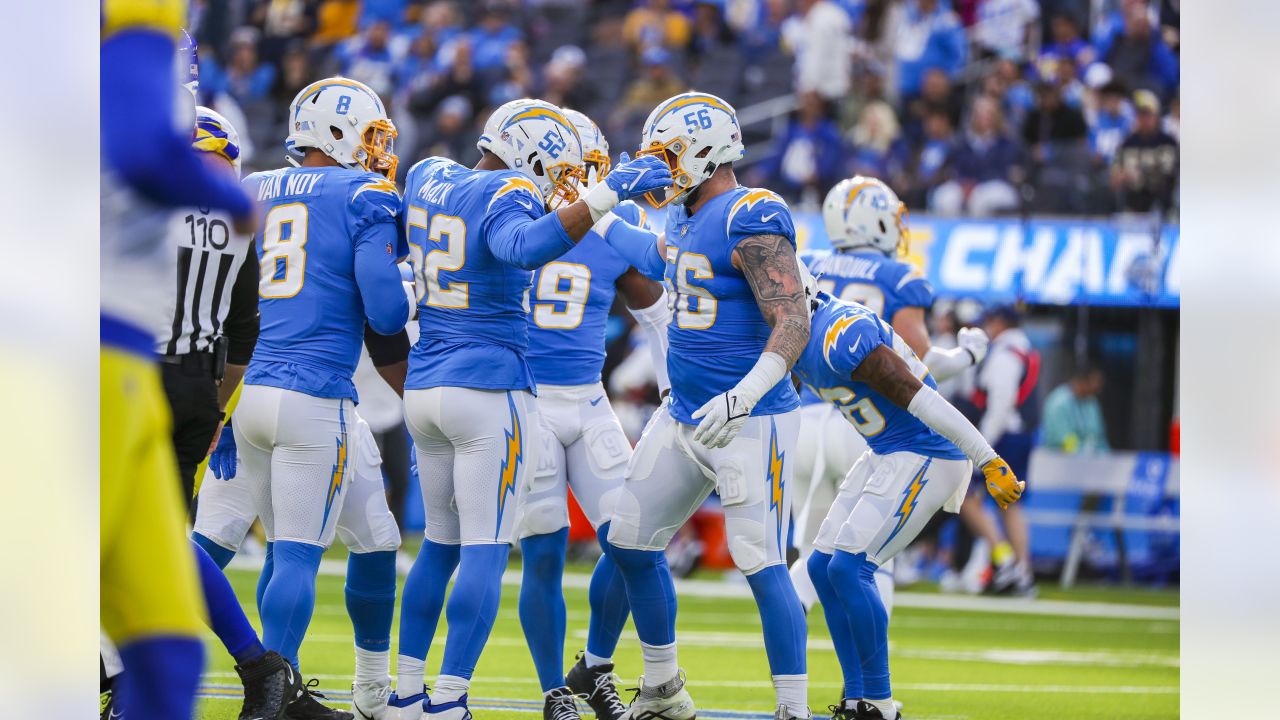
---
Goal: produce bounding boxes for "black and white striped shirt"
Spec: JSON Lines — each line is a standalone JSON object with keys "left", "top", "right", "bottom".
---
{"left": 158, "top": 205, "right": 259, "bottom": 362}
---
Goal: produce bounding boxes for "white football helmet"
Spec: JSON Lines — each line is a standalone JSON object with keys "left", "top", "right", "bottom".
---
{"left": 821, "top": 175, "right": 908, "bottom": 255}
{"left": 476, "top": 98, "right": 539, "bottom": 156}
{"left": 637, "top": 91, "right": 744, "bottom": 207}
{"left": 193, "top": 106, "right": 243, "bottom": 177}
{"left": 562, "top": 108, "right": 610, "bottom": 188}
{"left": 286, "top": 77, "right": 398, "bottom": 178}
{"left": 479, "top": 100, "right": 585, "bottom": 210}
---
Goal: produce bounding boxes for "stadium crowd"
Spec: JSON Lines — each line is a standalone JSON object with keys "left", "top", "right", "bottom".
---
{"left": 188, "top": 0, "right": 1179, "bottom": 219}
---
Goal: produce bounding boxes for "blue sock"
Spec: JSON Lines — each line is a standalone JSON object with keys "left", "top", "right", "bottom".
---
{"left": 116, "top": 636, "right": 204, "bottom": 720}
{"left": 193, "top": 540, "right": 266, "bottom": 665}
{"left": 828, "top": 551, "right": 891, "bottom": 699}
{"left": 346, "top": 550, "right": 397, "bottom": 652}
{"left": 259, "top": 540, "right": 325, "bottom": 666}
{"left": 744, "top": 564, "right": 807, "bottom": 676}
{"left": 808, "top": 551, "right": 862, "bottom": 698}
{"left": 398, "top": 539, "right": 461, "bottom": 662}
{"left": 192, "top": 531, "right": 236, "bottom": 570}
{"left": 256, "top": 541, "right": 274, "bottom": 615}
{"left": 608, "top": 542, "right": 676, "bottom": 646}
{"left": 586, "top": 523, "right": 631, "bottom": 661}
{"left": 439, "top": 544, "right": 510, "bottom": 679}
{"left": 520, "top": 528, "right": 569, "bottom": 691}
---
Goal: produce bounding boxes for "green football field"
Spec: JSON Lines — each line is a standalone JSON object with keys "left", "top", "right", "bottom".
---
{"left": 195, "top": 557, "right": 1179, "bottom": 720}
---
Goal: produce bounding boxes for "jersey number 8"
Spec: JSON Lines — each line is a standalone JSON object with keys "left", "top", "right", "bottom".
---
{"left": 407, "top": 206, "right": 469, "bottom": 308}
{"left": 259, "top": 203, "right": 308, "bottom": 299}
{"left": 533, "top": 261, "right": 591, "bottom": 329}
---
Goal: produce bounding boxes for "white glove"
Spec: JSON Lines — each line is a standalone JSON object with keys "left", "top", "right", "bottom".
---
{"left": 957, "top": 326, "right": 989, "bottom": 366}
{"left": 691, "top": 388, "right": 754, "bottom": 449}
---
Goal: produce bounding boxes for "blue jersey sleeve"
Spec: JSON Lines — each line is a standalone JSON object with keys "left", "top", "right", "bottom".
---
{"left": 822, "top": 312, "right": 884, "bottom": 378}
{"left": 481, "top": 174, "right": 574, "bottom": 269}
{"left": 599, "top": 216, "right": 666, "bottom": 281}
{"left": 892, "top": 265, "right": 934, "bottom": 309}
{"left": 348, "top": 175, "right": 407, "bottom": 257}
{"left": 354, "top": 221, "right": 411, "bottom": 335}
{"left": 724, "top": 188, "right": 796, "bottom": 252}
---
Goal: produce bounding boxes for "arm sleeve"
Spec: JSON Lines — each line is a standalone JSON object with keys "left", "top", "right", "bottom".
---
{"left": 363, "top": 324, "right": 411, "bottom": 367}
{"left": 223, "top": 245, "right": 260, "bottom": 365}
{"left": 596, "top": 213, "right": 667, "bottom": 282}
{"left": 979, "top": 350, "right": 1021, "bottom": 441}
{"left": 923, "top": 345, "right": 975, "bottom": 382}
{"left": 627, "top": 292, "right": 671, "bottom": 395}
{"left": 354, "top": 222, "right": 412, "bottom": 335}
{"left": 908, "top": 384, "right": 998, "bottom": 467}
{"left": 483, "top": 201, "right": 576, "bottom": 270}
{"left": 101, "top": 32, "right": 251, "bottom": 216}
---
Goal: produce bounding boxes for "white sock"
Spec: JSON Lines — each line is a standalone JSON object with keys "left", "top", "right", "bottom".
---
{"left": 433, "top": 674, "right": 470, "bottom": 703}
{"left": 867, "top": 697, "right": 895, "bottom": 718}
{"left": 396, "top": 654, "right": 426, "bottom": 697}
{"left": 772, "top": 674, "right": 808, "bottom": 714}
{"left": 789, "top": 558, "right": 819, "bottom": 611}
{"left": 640, "top": 641, "right": 678, "bottom": 688}
{"left": 356, "top": 646, "right": 390, "bottom": 685}
{"left": 584, "top": 650, "right": 612, "bottom": 668}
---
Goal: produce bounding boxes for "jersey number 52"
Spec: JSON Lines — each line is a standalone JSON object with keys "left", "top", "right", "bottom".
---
{"left": 406, "top": 206, "right": 469, "bottom": 308}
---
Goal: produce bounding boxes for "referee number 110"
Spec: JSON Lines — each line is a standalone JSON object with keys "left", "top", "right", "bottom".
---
{"left": 184, "top": 212, "right": 231, "bottom": 251}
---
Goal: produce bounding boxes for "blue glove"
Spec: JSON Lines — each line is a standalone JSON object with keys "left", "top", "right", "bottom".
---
{"left": 209, "top": 423, "right": 238, "bottom": 480}
{"left": 603, "top": 153, "right": 672, "bottom": 202}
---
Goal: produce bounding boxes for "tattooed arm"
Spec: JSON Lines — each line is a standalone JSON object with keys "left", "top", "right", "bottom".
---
{"left": 730, "top": 234, "right": 811, "bottom": 367}
{"left": 850, "top": 345, "right": 925, "bottom": 408}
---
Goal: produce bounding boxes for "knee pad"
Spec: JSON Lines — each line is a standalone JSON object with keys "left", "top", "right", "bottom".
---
{"left": 725, "top": 513, "right": 769, "bottom": 575}
{"left": 517, "top": 493, "right": 569, "bottom": 539}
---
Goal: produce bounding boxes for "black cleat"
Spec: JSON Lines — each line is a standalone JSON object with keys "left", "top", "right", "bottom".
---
{"left": 827, "top": 699, "right": 858, "bottom": 720}
{"left": 544, "top": 686, "right": 583, "bottom": 720}
{"left": 100, "top": 690, "right": 120, "bottom": 720}
{"left": 237, "top": 650, "right": 302, "bottom": 720}
{"left": 853, "top": 701, "right": 901, "bottom": 720}
{"left": 286, "top": 678, "right": 355, "bottom": 719}
{"left": 566, "top": 654, "right": 627, "bottom": 720}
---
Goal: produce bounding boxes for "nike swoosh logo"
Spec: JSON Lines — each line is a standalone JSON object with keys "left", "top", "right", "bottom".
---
{"left": 624, "top": 168, "right": 648, "bottom": 191}
{"left": 589, "top": 396, "right": 604, "bottom": 406}
{"left": 761, "top": 211, "right": 779, "bottom": 222}
{"left": 849, "top": 336, "right": 862, "bottom": 355}
{"left": 514, "top": 197, "right": 533, "bottom": 209}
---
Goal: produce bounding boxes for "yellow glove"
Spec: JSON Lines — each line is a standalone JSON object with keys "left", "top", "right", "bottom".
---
{"left": 982, "top": 457, "right": 1025, "bottom": 510}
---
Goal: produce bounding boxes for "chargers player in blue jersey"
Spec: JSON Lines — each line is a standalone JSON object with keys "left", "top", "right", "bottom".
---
{"left": 790, "top": 177, "right": 990, "bottom": 614}
{"left": 390, "top": 99, "right": 671, "bottom": 720}
{"left": 510, "top": 109, "right": 671, "bottom": 720}
{"left": 237, "top": 76, "right": 411, "bottom": 720}
{"left": 791, "top": 271, "right": 1023, "bottom": 720}
{"left": 582, "top": 92, "right": 814, "bottom": 720}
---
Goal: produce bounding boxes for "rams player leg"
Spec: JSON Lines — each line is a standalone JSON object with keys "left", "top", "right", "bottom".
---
{"left": 235, "top": 77, "right": 412, "bottom": 719}
{"left": 390, "top": 99, "right": 670, "bottom": 720}
{"left": 791, "top": 277, "right": 1023, "bottom": 720}
{"left": 790, "top": 177, "right": 989, "bottom": 612}
{"left": 589, "top": 92, "right": 813, "bottom": 720}
{"left": 510, "top": 109, "right": 671, "bottom": 720}
{"left": 101, "top": 2, "right": 256, "bottom": 717}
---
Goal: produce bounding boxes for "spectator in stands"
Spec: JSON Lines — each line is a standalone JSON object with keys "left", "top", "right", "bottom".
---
{"left": 1039, "top": 13, "right": 1095, "bottom": 69}
{"left": 467, "top": 0, "right": 522, "bottom": 75}
{"left": 932, "top": 95, "right": 1024, "bottom": 216}
{"left": 981, "top": 58, "right": 1036, "bottom": 133}
{"left": 898, "top": 109, "right": 955, "bottom": 208}
{"left": 487, "top": 38, "right": 535, "bottom": 106}
{"left": 1041, "top": 363, "right": 1109, "bottom": 453}
{"left": 250, "top": 0, "right": 316, "bottom": 65}
{"left": 1088, "top": 80, "right": 1134, "bottom": 163}
{"left": 396, "top": 28, "right": 441, "bottom": 99}
{"left": 1022, "top": 79, "right": 1087, "bottom": 163}
{"left": 1048, "top": 54, "right": 1086, "bottom": 109}
{"left": 902, "top": 68, "right": 963, "bottom": 145}
{"left": 972, "top": 0, "right": 1040, "bottom": 62}
{"left": 214, "top": 27, "right": 277, "bottom": 105}
{"left": 615, "top": 46, "right": 687, "bottom": 132}
{"left": 417, "top": 0, "right": 463, "bottom": 49}
{"left": 752, "top": 91, "right": 845, "bottom": 202}
{"left": 1111, "top": 90, "right": 1178, "bottom": 215}
{"left": 313, "top": 0, "right": 362, "bottom": 49}
{"left": 623, "top": 0, "right": 693, "bottom": 56}
{"left": 1102, "top": 0, "right": 1179, "bottom": 99}
{"left": 270, "top": 41, "right": 315, "bottom": 121}
{"left": 689, "top": 0, "right": 735, "bottom": 61}
{"left": 894, "top": 0, "right": 967, "bottom": 100}
{"left": 732, "top": 0, "right": 789, "bottom": 67}
{"left": 541, "top": 45, "right": 598, "bottom": 112}
{"left": 337, "top": 19, "right": 400, "bottom": 96}
{"left": 408, "top": 36, "right": 484, "bottom": 127}
{"left": 787, "top": 0, "right": 853, "bottom": 104}
{"left": 847, "top": 99, "right": 906, "bottom": 179}
{"left": 418, "top": 95, "right": 476, "bottom": 165}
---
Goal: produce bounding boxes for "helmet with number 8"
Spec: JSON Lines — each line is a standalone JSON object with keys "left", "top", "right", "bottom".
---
{"left": 479, "top": 99, "right": 585, "bottom": 210}
{"left": 637, "top": 91, "right": 744, "bottom": 207}
{"left": 822, "top": 175, "right": 908, "bottom": 255}
{"left": 561, "top": 108, "right": 611, "bottom": 188}
{"left": 285, "top": 76, "right": 399, "bottom": 178}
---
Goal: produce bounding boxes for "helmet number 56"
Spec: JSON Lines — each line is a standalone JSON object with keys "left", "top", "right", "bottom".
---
{"left": 683, "top": 108, "right": 712, "bottom": 133}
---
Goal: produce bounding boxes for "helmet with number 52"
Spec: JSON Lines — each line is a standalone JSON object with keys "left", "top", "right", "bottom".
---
{"left": 285, "top": 77, "right": 399, "bottom": 178}
{"left": 637, "top": 91, "right": 744, "bottom": 207}
{"left": 479, "top": 99, "right": 585, "bottom": 210}
{"left": 561, "top": 108, "right": 611, "bottom": 188}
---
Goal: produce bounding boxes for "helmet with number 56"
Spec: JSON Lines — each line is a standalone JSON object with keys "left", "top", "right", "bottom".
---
{"left": 285, "top": 77, "right": 399, "bottom": 178}
{"left": 821, "top": 175, "right": 908, "bottom": 255}
{"left": 637, "top": 91, "right": 744, "bottom": 207}
{"left": 479, "top": 99, "right": 585, "bottom": 210}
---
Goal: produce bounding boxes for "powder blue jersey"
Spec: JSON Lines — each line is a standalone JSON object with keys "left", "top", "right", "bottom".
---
{"left": 525, "top": 201, "right": 647, "bottom": 386}
{"left": 242, "top": 166, "right": 409, "bottom": 401}
{"left": 798, "top": 248, "right": 933, "bottom": 406}
{"left": 794, "top": 293, "right": 963, "bottom": 460}
{"left": 663, "top": 186, "right": 801, "bottom": 425}
{"left": 402, "top": 157, "right": 576, "bottom": 393}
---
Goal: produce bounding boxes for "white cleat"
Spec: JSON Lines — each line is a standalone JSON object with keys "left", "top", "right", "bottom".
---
{"left": 353, "top": 678, "right": 393, "bottom": 720}
{"left": 619, "top": 672, "right": 696, "bottom": 720}
{"left": 425, "top": 694, "right": 473, "bottom": 720}
{"left": 774, "top": 704, "right": 812, "bottom": 720}
{"left": 386, "top": 685, "right": 428, "bottom": 720}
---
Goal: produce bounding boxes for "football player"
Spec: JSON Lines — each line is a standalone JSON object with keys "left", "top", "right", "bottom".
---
{"left": 587, "top": 92, "right": 813, "bottom": 720}
{"left": 391, "top": 100, "right": 671, "bottom": 720}
{"left": 513, "top": 109, "right": 670, "bottom": 720}
{"left": 792, "top": 275, "right": 1023, "bottom": 720}
{"left": 236, "top": 76, "right": 411, "bottom": 719}
{"left": 790, "top": 177, "right": 990, "bottom": 613}
{"left": 101, "top": 2, "right": 256, "bottom": 717}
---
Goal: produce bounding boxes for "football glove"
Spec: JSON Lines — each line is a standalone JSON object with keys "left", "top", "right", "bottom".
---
{"left": 981, "top": 456, "right": 1024, "bottom": 510}
{"left": 691, "top": 388, "right": 754, "bottom": 449}
{"left": 584, "top": 152, "right": 673, "bottom": 221}
{"left": 209, "top": 423, "right": 238, "bottom": 480}
{"left": 957, "top": 326, "right": 990, "bottom": 366}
